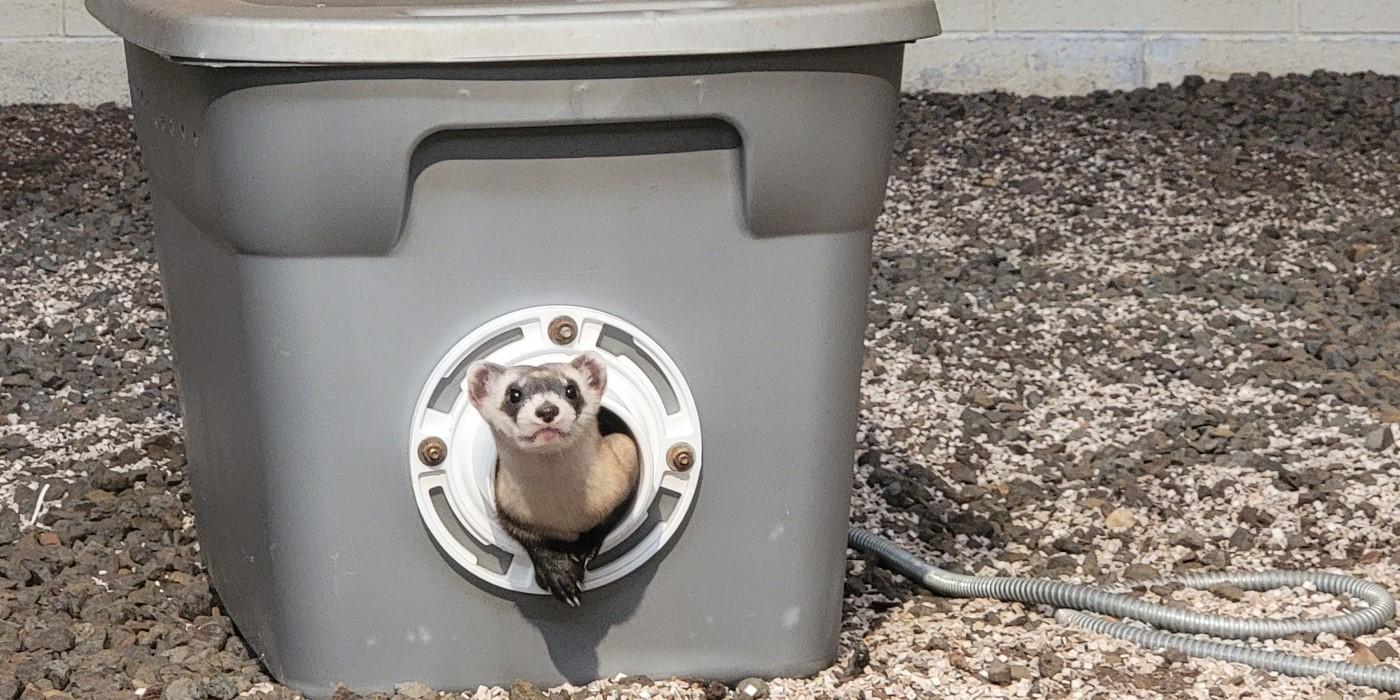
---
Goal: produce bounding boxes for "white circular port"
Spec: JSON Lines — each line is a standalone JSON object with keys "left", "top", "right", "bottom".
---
{"left": 408, "top": 305, "right": 702, "bottom": 595}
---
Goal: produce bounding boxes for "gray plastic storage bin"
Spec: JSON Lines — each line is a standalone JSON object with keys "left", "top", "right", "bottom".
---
{"left": 87, "top": 0, "right": 941, "bottom": 695}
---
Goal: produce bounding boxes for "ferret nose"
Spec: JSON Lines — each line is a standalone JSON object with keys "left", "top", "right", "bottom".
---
{"left": 535, "top": 403, "right": 559, "bottom": 423}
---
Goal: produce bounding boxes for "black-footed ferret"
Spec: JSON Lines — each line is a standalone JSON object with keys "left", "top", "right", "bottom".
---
{"left": 467, "top": 351, "right": 639, "bottom": 607}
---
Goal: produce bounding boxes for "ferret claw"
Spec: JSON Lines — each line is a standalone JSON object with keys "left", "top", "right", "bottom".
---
{"left": 561, "top": 580, "right": 583, "bottom": 608}
{"left": 529, "top": 547, "right": 589, "bottom": 607}
{"left": 550, "top": 585, "right": 582, "bottom": 608}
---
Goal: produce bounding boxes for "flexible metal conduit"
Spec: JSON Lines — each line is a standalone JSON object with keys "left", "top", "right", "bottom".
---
{"left": 848, "top": 527, "right": 1400, "bottom": 691}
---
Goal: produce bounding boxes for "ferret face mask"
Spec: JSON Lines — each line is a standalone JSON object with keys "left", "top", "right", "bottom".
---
{"left": 467, "top": 352, "right": 608, "bottom": 454}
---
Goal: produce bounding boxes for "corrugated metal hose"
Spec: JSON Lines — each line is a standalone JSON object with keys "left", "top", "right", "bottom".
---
{"left": 848, "top": 527, "right": 1400, "bottom": 691}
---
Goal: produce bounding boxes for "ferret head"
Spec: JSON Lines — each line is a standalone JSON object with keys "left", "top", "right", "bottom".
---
{"left": 467, "top": 352, "right": 607, "bottom": 454}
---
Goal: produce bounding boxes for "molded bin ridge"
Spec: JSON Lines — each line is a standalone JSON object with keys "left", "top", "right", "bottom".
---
{"left": 124, "top": 46, "right": 907, "bottom": 256}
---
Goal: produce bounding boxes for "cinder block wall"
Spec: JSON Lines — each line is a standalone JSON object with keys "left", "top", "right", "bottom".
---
{"left": 908, "top": 0, "right": 1400, "bottom": 93}
{"left": 2, "top": 0, "right": 1400, "bottom": 104}
{"left": 2, "top": 0, "right": 127, "bottom": 103}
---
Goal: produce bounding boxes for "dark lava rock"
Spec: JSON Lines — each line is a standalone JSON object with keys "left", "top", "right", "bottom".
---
{"left": 202, "top": 677, "right": 239, "bottom": 700}
{"left": 985, "top": 661, "right": 1013, "bottom": 685}
{"left": 1209, "top": 583, "right": 1246, "bottom": 602}
{"left": 162, "top": 678, "right": 202, "bottom": 700}
{"left": 1169, "top": 529, "right": 1206, "bottom": 549}
{"left": 22, "top": 624, "right": 74, "bottom": 653}
{"left": 87, "top": 464, "right": 139, "bottom": 493}
{"left": 508, "top": 681, "right": 548, "bottom": 700}
{"left": 0, "top": 510, "right": 20, "bottom": 543}
{"left": 1123, "top": 564, "right": 1160, "bottom": 582}
{"left": 1239, "top": 506, "right": 1274, "bottom": 527}
{"left": 331, "top": 686, "right": 365, "bottom": 700}
{"left": 1366, "top": 426, "right": 1395, "bottom": 452}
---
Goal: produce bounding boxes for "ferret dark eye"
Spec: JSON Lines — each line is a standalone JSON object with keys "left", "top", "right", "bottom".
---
{"left": 564, "top": 383, "right": 579, "bottom": 401}
{"left": 507, "top": 388, "right": 523, "bottom": 404}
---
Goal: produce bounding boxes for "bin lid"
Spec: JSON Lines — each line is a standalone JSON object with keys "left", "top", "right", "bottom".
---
{"left": 86, "top": 0, "right": 941, "bottom": 65}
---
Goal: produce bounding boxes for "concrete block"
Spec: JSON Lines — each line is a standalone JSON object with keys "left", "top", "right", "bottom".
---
{"left": 934, "top": 0, "right": 992, "bottom": 32}
{"left": 63, "top": 0, "right": 112, "bottom": 36}
{"left": 903, "top": 34, "right": 1144, "bottom": 95}
{"left": 2, "top": 0, "right": 63, "bottom": 37}
{"left": 1145, "top": 35, "right": 1400, "bottom": 86}
{"left": 993, "top": 0, "right": 1295, "bottom": 33}
{"left": 1299, "top": 1, "right": 1400, "bottom": 33}
{"left": 0, "top": 38, "right": 128, "bottom": 104}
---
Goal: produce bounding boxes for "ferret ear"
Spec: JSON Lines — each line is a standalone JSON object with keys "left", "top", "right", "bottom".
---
{"left": 570, "top": 351, "right": 607, "bottom": 393}
{"left": 466, "top": 362, "right": 505, "bottom": 409}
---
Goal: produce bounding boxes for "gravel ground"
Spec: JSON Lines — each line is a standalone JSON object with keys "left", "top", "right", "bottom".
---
{"left": 2, "top": 71, "right": 1400, "bottom": 699}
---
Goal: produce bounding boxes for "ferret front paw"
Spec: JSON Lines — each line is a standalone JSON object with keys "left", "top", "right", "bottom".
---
{"left": 532, "top": 550, "right": 586, "bottom": 608}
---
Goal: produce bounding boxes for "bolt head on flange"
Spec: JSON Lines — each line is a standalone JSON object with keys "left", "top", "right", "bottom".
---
{"left": 417, "top": 437, "right": 447, "bottom": 466}
{"left": 667, "top": 443, "right": 695, "bottom": 471}
{"left": 548, "top": 316, "right": 578, "bottom": 345}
